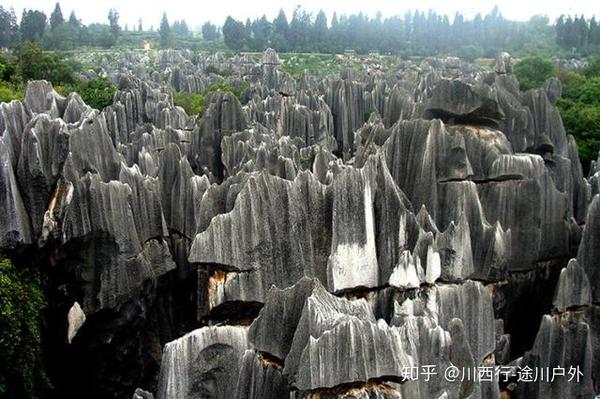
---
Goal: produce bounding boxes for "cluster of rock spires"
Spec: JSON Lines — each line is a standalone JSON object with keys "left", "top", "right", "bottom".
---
{"left": 0, "top": 48, "right": 598, "bottom": 398}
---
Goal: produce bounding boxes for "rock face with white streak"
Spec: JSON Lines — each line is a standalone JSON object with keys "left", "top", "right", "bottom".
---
{"left": 156, "top": 326, "right": 249, "bottom": 399}
{"left": 327, "top": 165, "right": 379, "bottom": 292}
{"left": 67, "top": 302, "right": 86, "bottom": 344}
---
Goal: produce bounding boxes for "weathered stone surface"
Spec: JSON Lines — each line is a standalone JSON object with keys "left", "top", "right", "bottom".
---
{"left": 283, "top": 281, "right": 376, "bottom": 384}
{"left": 493, "top": 52, "right": 513, "bottom": 75}
{"left": 189, "top": 171, "right": 331, "bottom": 304}
{"left": 132, "top": 388, "right": 154, "bottom": 399}
{"left": 424, "top": 79, "right": 504, "bottom": 126}
{"left": 67, "top": 301, "right": 86, "bottom": 344}
{"left": 156, "top": 326, "right": 249, "bottom": 399}
{"left": 327, "top": 164, "right": 379, "bottom": 292}
{"left": 293, "top": 318, "right": 414, "bottom": 390}
{"left": 248, "top": 277, "right": 315, "bottom": 360}
{"left": 235, "top": 350, "right": 289, "bottom": 399}
{"left": 325, "top": 78, "right": 365, "bottom": 159}
{"left": 518, "top": 314, "right": 595, "bottom": 398}
{"left": 577, "top": 195, "right": 600, "bottom": 303}
{"left": 553, "top": 259, "right": 592, "bottom": 312}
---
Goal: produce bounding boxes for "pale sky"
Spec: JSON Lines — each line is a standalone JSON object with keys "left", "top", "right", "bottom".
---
{"left": 6, "top": 0, "right": 599, "bottom": 30}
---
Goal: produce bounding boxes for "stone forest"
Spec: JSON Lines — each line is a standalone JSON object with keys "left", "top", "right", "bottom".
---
{"left": 0, "top": 42, "right": 599, "bottom": 398}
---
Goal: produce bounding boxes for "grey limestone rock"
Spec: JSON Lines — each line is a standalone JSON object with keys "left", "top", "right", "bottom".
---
{"left": 248, "top": 277, "right": 315, "bottom": 360}
{"left": 577, "top": 195, "right": 600, "bottom": 303}
{"left": 493, "top": 52, "right": 513, "bottom": 75}
{"left": 235, "top": 350, "right": 289, "bottom": 399}
{"left": 424, "top": 79, "right": 505, "bottom": 126}
{"left": 553, "top": 259, "right": 592, "bottom": 312}
{"left": 156, "top": 326, "right": 249, "bottom": 399}
{"left": 132, "top": 388, "right": 154, "bottom": 399}
{"left": 190, "top": 171, "right": 331, "bottom": 305}
{"left": 67, "top": 301, "right": 86, "bottom": 344}
{"left": 517, "top": 314, "right": 594, "bottom": 399}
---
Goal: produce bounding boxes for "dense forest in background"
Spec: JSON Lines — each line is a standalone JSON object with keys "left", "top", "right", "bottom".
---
{"left": 223, "top": 7, "right": 600, "bottom": 58}
{"left": 1, "top": 4, "right": 600, "bottom": 57}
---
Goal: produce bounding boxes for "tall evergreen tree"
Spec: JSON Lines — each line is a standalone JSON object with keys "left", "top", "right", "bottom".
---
{"left": 173, "top": 19, "right": 189, "bottom": 37}
{"left": 590, "top": 17, "right": 600, "bottom": 45}
{"left": 271, "top": 9, "right": 289, "bottom": 51}
{"left": 201, "top": 22, "right": 218, "bottom": 41}
{"left": 313, "top": 10, "right": 328, "bottom": 50}
{"left": 68, "top": 11, "right": 80, "bottom": 28}
{"left": 20, "top": 9, "right": 47, "bottom": 42}
{"left": 107, "top": 8, "right": 120, "bottom": 40}
{"left": 329, "top": 12, "right": 340, "bottom": 50}
{"left": 251, "top": 16, "right": 271, "bottom": 51}
{"left": 222, "top": 16, "right": 245, "bottom": 51}
{"left": 159, "top": 13, "right": 172, "bottom": 47}
{"left": 0, "top": 6, "right": 19, "bottom": 47}
{"left": 50, "top": 3, "right": 64, "bottom": 30}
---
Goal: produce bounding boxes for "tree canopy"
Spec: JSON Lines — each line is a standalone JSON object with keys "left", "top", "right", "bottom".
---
{"left": 514, "top": 56, "right": 556, "bottom": 90}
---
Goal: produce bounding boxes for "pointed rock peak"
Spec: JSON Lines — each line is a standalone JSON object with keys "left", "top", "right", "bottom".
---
{"left": 262, "top": 48, "right": 281, "bottom": 66}
{"left": 493, "top": 52, "right": 513, "bottom": 75}
{"left": 553, "top": 259, "right": 592, "bottom": 312}
{"left": 416, "top": 205, "right": 438, "bottom": 231}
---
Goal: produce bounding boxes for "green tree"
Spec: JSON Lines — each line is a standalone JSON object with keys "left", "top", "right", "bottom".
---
{"left": 201, "top": 21, "right": 218, "bottom": 41}
{"left": 0, "top": 82, "right": 21, "bottom": 102}
{"left": 107, "top": 8, "right": 120, "bottom": 41}
{"left": 313, "top": 10, "right": 328, "bottom": 50}
{"left": 222, "top": 16, "right": 245, "bottom": 51}
{"left": 251, "top": 16, "right": 271, "bottom": 51}
{"left": 16, "top": 41, "right": 74, "bottom": 85}
{"left": 172, "top": 19, "right": 189, "bottom": 37}
{"left": 86, "top": 23, "right": 115, "bottom": 47}
{"left": 173, "top": 19, "right": 190, "bottom": 37}
{"left": 0, "top": 6, "right": 19, "bottom": 48}
{"left": 583, "top": 58, "right": 600, "bottom": 79}
{"left": 514, "top": 56, "right": 556, "bottom": 90}
{"left": 557, "top": 67, "right": 600, "bottom": 171}
{"left": 271, "top": 9, "right": 289, "bottom": 51}
{"left": 19, "top": 10, "right": 46, "bottom": 42}
{"left": 289, "top": 7, "right": 312, "bottom": 51}
{"left": 67, "top": 11, "right": 80, "bottom": 28}
{"left": 159, "top": 12, "right": 172, "bottom": 47}
{"left": 0, "top": 257, "right": 46, "bottom": 398}
{"left": 42, "top": 23, "right": 77, "bottom": 50}
{"left": 49, "top": 2, "right": 64, "bottom": 30}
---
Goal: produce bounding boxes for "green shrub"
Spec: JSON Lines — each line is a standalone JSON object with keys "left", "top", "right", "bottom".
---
{"left": 557, "top": 70, "right": 600, "bottom": 171}
{"left": 15, "top": 41, "right": 75, "bottom": 85}
{"left": 172, "top": 91, "right": 206, "bottom": 115}
{"left": 61, "top": 77, "right": 116, "bottom": 110}
{"left": 172, "top": 81, "right": 247, "bottom": 116}
{"left": 0, "top": 257, "right": 46, "bottom": 398}
{"left": 582, "top": 58, "right": 600, "bottom": 79}
{"left": 557, "top": 70, "right": 586, "bottom": 99}
{"left": 0, "top": 82, "right": 23, "bottom": 102}
{"left": 514, "top": 56, "right": 556, "bottom": 91}
{"left": 578, "top": 77, "right": 600, "bottom": 106}
{"left": 0, "top": 55, "right": 18, "bottom": 83}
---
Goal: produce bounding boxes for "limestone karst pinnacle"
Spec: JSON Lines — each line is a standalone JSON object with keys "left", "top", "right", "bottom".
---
{"left": 0, "top": 49, "right": 597, "bottom": 398}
